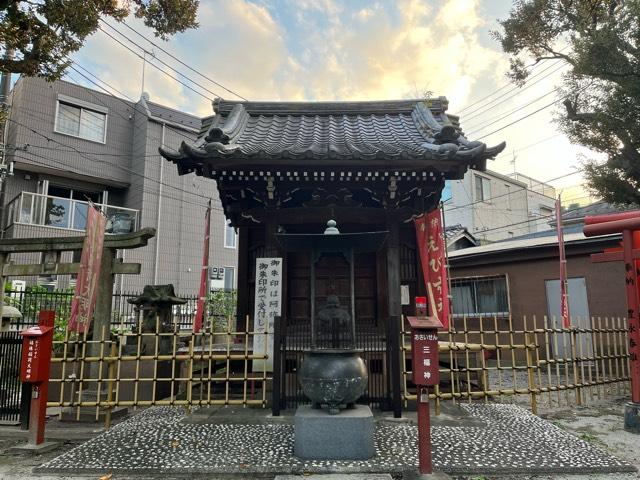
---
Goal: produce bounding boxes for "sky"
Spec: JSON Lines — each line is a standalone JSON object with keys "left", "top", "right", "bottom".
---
{"left": 68, "top": 0, "right": 598, "bottom": 205}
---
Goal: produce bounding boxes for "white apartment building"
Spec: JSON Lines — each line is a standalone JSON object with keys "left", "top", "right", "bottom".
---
{"left": 443, "top": 170, "right": 556, "bottom": 243}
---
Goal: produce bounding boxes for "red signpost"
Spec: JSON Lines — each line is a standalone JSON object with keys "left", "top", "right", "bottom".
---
{"left": 20, "top": 311, "right": 55, "bottom": 446}
{"left": 407, "top": 314, "right": 442, "bottom": 474}
{"left": 584, "top": 211, "right": 640, "bottom": 432}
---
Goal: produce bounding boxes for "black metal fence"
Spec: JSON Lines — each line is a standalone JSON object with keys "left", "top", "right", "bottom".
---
{"left": 274, "top": 317, "right": 394, "bottom": 411}
{"left": 3, "top": 289, "right": 233, "bottom": 332}
{"left": 0, "top": 331, "right": 25, "bottom": 423}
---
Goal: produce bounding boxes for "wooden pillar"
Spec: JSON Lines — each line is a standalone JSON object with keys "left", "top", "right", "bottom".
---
{"left": 264, "top": 213, "right": 279, "bottom": 257}
{"left": 90, "top": 247, "right": 115, "bottom": 378}
{"left": 386, "top": 217, "right": 402, "bottom": 418}
{"left": 236, "top": 227, "right": 249, "bottom": 331}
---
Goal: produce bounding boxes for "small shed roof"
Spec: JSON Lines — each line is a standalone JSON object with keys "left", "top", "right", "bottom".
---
{"left": 161, "top": 97, "right": 505, "bottom": 172}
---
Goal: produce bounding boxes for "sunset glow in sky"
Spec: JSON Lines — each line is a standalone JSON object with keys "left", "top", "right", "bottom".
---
{"left": 70, "top": 0, "right": 598, "bottom": 204}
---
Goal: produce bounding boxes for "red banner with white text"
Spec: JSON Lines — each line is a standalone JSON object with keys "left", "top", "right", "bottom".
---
{"left": 69, "top": 206, "right": 106, "bottom": 333}
{"left": 415, "top": 208, "right": 450, "bottom": 329}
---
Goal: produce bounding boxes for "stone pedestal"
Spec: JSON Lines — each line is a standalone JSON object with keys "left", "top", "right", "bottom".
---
{"left": 294, "top": 404, "right": 375, "bottom": 460}
{"left": 624, "top": 401, "right": 640, "bottom": 433}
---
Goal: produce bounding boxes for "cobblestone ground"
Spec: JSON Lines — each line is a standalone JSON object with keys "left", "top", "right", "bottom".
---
{"left": 28, "top": 403, "right": 635, "bottom": 477}
{"left": 1, "top": 395, "right": 638, "bottom": 479}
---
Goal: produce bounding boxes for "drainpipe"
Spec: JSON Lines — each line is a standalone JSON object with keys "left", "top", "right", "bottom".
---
{"left": 153, "top": 124, "right": 165, "bottom": 284}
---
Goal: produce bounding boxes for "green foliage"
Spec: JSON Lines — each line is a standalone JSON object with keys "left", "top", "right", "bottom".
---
{"left": 494, "top": 0, "right": 640, "bottom": 205}
{"left": 0, "top": 0, "right": 199, "bottom": 80}
{"left": 207, "top": 289, "right": 237, "bottom": 332}
{"left": 7, "top": 285, "right": 73, "bottom": 341}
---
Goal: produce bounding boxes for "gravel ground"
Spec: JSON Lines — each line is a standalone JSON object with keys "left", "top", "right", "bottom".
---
{"left": 0, "top": 396, "right": 638, "bottom": 480}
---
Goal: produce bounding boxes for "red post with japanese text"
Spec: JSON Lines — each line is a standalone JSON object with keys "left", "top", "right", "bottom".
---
{"left": 20, "top": 311, "right": 55, "bottom": 446}
{"left": 407, "top": 314, "right": 443, "bottom": 474}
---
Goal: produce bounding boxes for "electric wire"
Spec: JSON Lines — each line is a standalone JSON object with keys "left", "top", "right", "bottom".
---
{"left": 115, "top": 20, "right": 248, "bottom": 101}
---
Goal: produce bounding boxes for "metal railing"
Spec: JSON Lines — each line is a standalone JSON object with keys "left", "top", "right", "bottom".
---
{"left": 401, "top": 315, "right": 630, "bottom": 415}
{"left": 4, "top": 289, "right": 232, "bottom": 332}
{"left": 5, "top": 191, "right": 139, "bottom": 234}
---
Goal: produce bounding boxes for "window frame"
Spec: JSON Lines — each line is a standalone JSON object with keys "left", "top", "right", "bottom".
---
{"left": 54, "top": 96, "right": 108, "bottom": 144}
{"left": 223, "top": 266, "right": 236, "bottom": 291}
{"left": 450, "top": 274, "right": 510, "bottom": 318}
{"left": 474, "top": 174, "right": 491, "bottom": 203}
{"left": 223, "top": 219, "right": 237, "bottom": 249}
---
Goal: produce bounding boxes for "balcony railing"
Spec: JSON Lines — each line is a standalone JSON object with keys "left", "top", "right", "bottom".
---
{"left": 5, "top": 192, "right": 139, "bottom": 234}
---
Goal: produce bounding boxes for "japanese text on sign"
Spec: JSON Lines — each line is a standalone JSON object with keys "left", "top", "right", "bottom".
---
{"left": 415, "top": 208, "right": 450, "bottom": 329}
{"left": 252, "top": 258, "right": 283, "bottom": 372}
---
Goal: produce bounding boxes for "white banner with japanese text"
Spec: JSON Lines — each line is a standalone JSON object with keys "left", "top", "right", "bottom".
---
{"left": 252, "top": 257, "right": 283, "bottom": 372}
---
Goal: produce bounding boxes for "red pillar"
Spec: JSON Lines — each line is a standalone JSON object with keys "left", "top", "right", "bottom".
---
{"left": 623, "top": 230, "right": 640, "bottom": 403}
{"left": 417, "top": 387, "right": 433, "bottom": 474}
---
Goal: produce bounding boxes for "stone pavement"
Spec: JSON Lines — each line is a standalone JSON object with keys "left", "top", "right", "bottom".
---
{"left": 31, "top": 403, "right": 635, "bottom": 477}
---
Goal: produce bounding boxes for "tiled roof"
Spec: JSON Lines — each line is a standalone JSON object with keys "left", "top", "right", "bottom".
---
{"left": 161, "top": 98, "right": 505, "bottom": 169}
{"left": 561, "top": 200, "right": 634, "bottom": 222}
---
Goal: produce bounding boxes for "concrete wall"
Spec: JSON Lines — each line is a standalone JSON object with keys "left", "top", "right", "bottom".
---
{"left": 4, "top": 78, "right": 238, "bottom": 296}
{"left": 8, "top": 77, "right": 134, "bottom": 187}
{"left": 444, "top": 169, "right": 557, "bottom": 243}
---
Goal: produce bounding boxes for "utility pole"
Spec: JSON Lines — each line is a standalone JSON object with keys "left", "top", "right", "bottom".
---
{"left": 0, "top": 50, "right": 15, "bottom": 237}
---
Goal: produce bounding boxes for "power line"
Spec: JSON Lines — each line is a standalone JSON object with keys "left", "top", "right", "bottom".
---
{"left": 97, "top": 26, "right": 214, "bottom": 102}
{"left": 492, "top": 133, "right": 563, "bottom": 162}
{"left": 446, "top": 170, "right": 582, "bottom": 213}
{"left": 12, "top": 150, "right": 219, "bottom": 211}
{"left": 459, "top": 61, "right": 566, "bottom": 123}
{"left": 453, "top": 60, "right": 554, "bottom": 114}
{"left": 454, "top": 45, "right": 570, "bottom": 115}
{"left": 475, "top": 97, "right": 564, "bottom": 141}
{"left": 116, "top": 20, "right": 248, "bottom": 101}
{"left": 99, "top": 22, "right": 228, "bottom": 102}
{"left": 71, "top": 62, "right": 135, "bottom": 102}
{"left": 63, "top": 65, "right": 199, "bottom": 145}
{"left": 464, "top": 86, "right": 561, "bottom": 136}
{"left": 471, "top": 202, "right": 588, "bottom": 237}
{"left": 7, "top": 116, "right": 223, "bottom": 210}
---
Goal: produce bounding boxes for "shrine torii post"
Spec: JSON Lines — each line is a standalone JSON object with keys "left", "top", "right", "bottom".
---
{"left": 584, "top": 211, "right": 640, "bottom": 433}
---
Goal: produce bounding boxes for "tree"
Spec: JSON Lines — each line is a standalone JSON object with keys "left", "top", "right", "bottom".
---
{"left": 0, "top": 0, "right": 199, "bottom": 80}
{"left": 494, "top": 0, "right": 640, "bottom": 205}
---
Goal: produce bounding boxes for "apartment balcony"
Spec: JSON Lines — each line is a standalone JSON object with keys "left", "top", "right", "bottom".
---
{"left": 5, "top": 192, "right": 139, "bottom": 235}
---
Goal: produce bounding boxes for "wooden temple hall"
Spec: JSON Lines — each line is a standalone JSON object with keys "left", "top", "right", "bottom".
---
{"left": 161, "top": 98, "right": 505, "bottom": 415}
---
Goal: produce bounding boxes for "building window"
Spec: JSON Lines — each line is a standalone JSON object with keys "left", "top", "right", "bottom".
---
{"left": 451, "top": 275, "right": 509, "bottom": 317}
{"left": 224, "top": 266, "right": 236, "bottom": 291}
{"left": 55, "top": 101, "right": 107, "bottom": 143}
{"left": 504, "top": 184, "right": 511, "bottom": 210}
{"left": 224, "top": 220, "right": 237, "bottom": 248}
{"left": 475, "top": 175, "right": 491, "bottom": 202}
{"left": 539, "top": 206, "right": 553, "bottom": 218}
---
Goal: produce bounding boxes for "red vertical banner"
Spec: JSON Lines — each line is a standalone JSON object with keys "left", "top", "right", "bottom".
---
{"left": 415, "top": 207, "right": 450, "bottom": 329}
{"left": 69, "top": 206, "right": 107, "bottom": 333}
{"left": 194, "top": 199, "right": 212, "bottom": 333}
{"left": 556, "top": 195, "right": 571, "bottom": 328}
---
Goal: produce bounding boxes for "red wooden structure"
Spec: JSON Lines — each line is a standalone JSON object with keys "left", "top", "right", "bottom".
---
{"left": 20, "top": 311, "right": 55, "bottom": 446}
{"left": 584, "top": 211, "right": 640, "bottom": 405}
{"left": 407, "top": 315, "right": 443, "bottom": 474}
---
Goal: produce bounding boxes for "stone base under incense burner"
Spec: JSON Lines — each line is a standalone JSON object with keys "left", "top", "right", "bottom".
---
{"left": 294, "top": 404, "right": 375, "bottom": 460}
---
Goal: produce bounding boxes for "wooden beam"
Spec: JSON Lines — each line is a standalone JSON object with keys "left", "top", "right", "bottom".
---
{"left": 0, "top": 228, "right": 156, "bottom": 254}
{"left": 2, "top": 260, "right": 141, "bottom": 276}
{"left": 229, "top": 206, "right": 392, "bottom": 225}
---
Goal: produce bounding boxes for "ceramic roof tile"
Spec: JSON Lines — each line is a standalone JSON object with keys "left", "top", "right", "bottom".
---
{"left": 160, "top": 98, "right": 505, "bottom": 169}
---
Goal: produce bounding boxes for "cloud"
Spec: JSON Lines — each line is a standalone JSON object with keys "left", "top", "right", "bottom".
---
{"left": 66, "top": 0, "right": 591, "bottom": 197}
